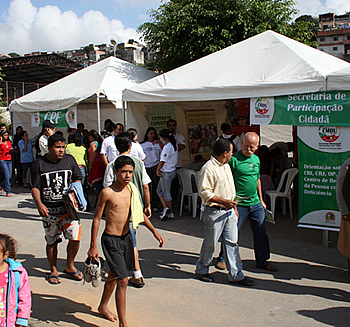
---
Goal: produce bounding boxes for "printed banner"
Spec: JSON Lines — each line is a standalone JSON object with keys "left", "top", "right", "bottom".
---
{"left": 31, "top": 107, "right": 77, "bottom": 128}
{"left": 145, "top": 105, "right": 176, "bottom": 134}
{"left": 298, "top": 125, "right": 350, "bottom": 230}
{"left": 186, "top": 109, "right": 217, "bottom": 161}
{"left": 250, "top": 91, "right": 350, "bottom": 126}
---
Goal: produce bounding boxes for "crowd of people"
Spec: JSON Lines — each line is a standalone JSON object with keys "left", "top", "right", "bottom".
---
{"left": 1, "top": 119, "right": 349, "bottom": 327}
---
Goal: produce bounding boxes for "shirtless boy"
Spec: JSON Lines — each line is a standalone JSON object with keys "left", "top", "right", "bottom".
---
{"left": 88, "top": 156, "right": 138, "bottom": 327}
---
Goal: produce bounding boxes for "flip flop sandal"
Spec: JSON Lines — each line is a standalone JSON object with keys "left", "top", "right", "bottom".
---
{"left": 46, "top": 274, "right": 61, "bottom": 285}
{"left": 63, "top": 269, "right": 83, "bottom": 281}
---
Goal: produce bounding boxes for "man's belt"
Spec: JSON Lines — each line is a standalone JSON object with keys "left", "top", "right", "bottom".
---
{"left": 206, "top": 205, "right": 229, "bottom": 210}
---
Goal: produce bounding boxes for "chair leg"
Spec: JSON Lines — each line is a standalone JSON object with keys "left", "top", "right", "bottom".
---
{"left": 281, "top": 198, "right": 287, "bottom": 215}
{"left": 179, "top": 193, "right": 184, "bottom": 216}
{"left": 192, "top": 193, "right": 198, "bottom": 218}
{"left": 288, "top": 197, "right": 293, "bottom": 218}
{"left": 270, "top": 195, "right": 276, "bottom": 220}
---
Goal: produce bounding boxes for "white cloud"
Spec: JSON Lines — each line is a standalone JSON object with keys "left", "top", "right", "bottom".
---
{"left": 296, "top": 0, "right": 349, "bottom": 17}
{"left": 0, "top": 0, "right": 139, "bottom": 55}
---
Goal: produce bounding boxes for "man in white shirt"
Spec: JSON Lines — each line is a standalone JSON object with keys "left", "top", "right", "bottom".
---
{"left": 100, "top": 123, "right": 120, "bottom": 166}
{"left": 167, "top": 119, "right": 186, "bottom": 168}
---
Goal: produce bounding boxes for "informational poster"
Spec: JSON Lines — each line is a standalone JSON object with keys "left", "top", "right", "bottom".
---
{"left": 145, "top": 105, "right": 176, "bottom": 134}
{"left": 298, "top": 126, "right": 350, "bottom": 230}
{"left": 186, "top": 109, "right": 217, "bottom": 161}
{"left": 250, "top": 91, "right": 350, "bottom": 126}
{"left": 31, "top": 107, "right": 77, "bottom": 128}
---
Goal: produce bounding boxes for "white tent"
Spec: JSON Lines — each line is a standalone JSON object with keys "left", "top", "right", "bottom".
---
{"left": 123, "top": 30, "right": 350, "bottom": 103}
{"left": 328, "top": 65, "right": 350, "bottom": 89}
{"left": 9, "top": 57, "right": 157, "bottom": 135}
{"left": 122, "top": 30, "right": 350, "bottom": 164}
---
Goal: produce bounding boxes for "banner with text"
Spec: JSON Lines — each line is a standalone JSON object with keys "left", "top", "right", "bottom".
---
{"left": 298, "top": 126, "right": 350, "bottom": 230}
{"left": 145, "top": 105, "right": 176, "bottom": 134}
{"left": 186, "top": 109, "right": 217, "bottom": 161}
{"left": 31, "top": 107, "right": 77, "bottom": 128}
{"left": 250, "top": 91, "right": 350, "bottom": 126}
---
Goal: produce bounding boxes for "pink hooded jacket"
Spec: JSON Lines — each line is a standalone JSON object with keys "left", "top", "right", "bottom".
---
{"left": 5, "top": 258, "right": 31, "bottom": 326}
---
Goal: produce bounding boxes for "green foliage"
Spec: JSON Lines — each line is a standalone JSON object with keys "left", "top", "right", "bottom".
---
{"left": 139, "top": 0, "right": 313, "bottom": 72}
{"left": 8, "top": 52, "right": 20, "bottom": 57}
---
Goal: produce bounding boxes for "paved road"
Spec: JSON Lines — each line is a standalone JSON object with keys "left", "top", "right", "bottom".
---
{"left": 1, "top": 187, "right": 350, "bottom": 326}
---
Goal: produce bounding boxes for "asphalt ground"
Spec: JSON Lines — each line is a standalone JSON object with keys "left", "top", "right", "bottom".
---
{"left": 1, "top": 186, "right": 350, "bottom": 327}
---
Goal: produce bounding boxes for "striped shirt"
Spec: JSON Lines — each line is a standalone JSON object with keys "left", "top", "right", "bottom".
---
{"left": 198, "top": 156, "right": 236, "bottom": 207}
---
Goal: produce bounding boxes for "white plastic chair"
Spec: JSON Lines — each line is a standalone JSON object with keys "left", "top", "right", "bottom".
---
{"left": 265, "top": 168, "right": 298, "bottom": 220}
{"left": 176, "top": 168, "right": 199, "bottom": 217}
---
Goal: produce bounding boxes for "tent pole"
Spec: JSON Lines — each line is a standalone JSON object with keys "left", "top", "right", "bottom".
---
{"left": 122, "top": 101, "right": 127, "bottom": 129}
{"left": 97, "top": 94, "right": 101, "bottom": 134}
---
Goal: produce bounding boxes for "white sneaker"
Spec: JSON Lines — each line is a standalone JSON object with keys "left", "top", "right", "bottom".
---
{"left": 168, "top": 213, "right": 174, "bottom": 219}
{"left": 159, "top": 207, "right": 169, "bottom": 220}
{"left": 83, "top": 257, "right": 92, "bottom": 283}
{"left": 90, "top": 258, "right": 102, "bottom": 288}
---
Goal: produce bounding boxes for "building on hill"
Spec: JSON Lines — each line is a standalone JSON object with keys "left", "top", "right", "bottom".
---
{"left": 317, "top": 12, "right": 350, "bottom": 62}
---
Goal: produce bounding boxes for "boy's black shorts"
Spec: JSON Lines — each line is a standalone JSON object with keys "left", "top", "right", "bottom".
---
{"left": 101, "top": 231, "right": 135, "bottom": 280}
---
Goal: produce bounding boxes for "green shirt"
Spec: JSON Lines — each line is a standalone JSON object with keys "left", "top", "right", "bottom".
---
{"left": 229, "top": 151, "right": 260, "bottom": 206}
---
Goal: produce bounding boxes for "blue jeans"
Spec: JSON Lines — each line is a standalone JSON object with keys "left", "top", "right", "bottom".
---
{"left": 156, "top": 170, "right": 176, "bottom": 202}
{"left": 79, "top": 166, "right": 86, "bottom": 186}
{"left": 218, "top": 202, "right": 270, "bottom": 268}
{"left": 196, "top": 207, "right": 244, "bottom": 281}
{"left": 0, "top": 160, "right": 12, "bottom": 194}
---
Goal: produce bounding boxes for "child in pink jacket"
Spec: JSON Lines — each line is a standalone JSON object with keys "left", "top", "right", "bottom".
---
{"left": 0, "top": 234, "right": 31, "bottom": 327}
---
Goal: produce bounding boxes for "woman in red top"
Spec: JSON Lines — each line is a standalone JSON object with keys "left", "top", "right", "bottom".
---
{"left": 0, "top": 130, "right": 13, "bottom": 196}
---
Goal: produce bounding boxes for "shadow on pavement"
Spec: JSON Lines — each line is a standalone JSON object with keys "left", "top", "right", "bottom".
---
{"left": 31, "top": 292, "right": 99, "bottom": 327}
{"left": 297, "top": 307, "right": 350, "bottom": 326}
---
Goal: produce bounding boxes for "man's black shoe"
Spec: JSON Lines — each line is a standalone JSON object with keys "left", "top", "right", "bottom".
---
{"left": 196, "top": 273, "right": 213, "bottom": 282}
{"left": 229, "top": 277, "right": 254, "bottom": 286}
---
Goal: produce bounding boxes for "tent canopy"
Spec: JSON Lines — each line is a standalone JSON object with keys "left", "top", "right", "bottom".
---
{"left": 328, "top": 66, "right": 350, "bottom": 89}
{"left": 123, "top": 30, "right": 350, "bottom": 103}
{"left": 9, "top": 56, "right": 157, "bottom": 112}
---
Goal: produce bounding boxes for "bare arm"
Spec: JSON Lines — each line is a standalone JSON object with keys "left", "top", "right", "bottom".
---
{"left": 88, "top": 190, "right": 108, "bottom": 260}
{"left": 156, "top": 161, "right": 165, "bottom": 177}
{"left": 143, "top": 184, "right": 151, "bottom": 218}
{"left": 177, "top": 144, "right": 186, "bottom": 152}
{"left": 101, "top": 153, "right": 109, "bottom": 167}
{"left": 142, "top": 215, "right": 164, "bottom": 248}
{"left": 31, "top": 188, "right": 49, "bottom": 217}
{"left": 89, "top": 142, "right": 97, "bottom": 170}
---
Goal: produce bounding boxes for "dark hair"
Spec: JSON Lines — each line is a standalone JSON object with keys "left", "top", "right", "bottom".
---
{"left": 114, "top": 155, "right": 135, "bottom": 171}
{"left": 107, "top": 123, "right": 116, "bottom": 133}
{"left": 54, "top": 131, "right": 64, "bottom": 136}
{"left": 89, "top": 130, "right": 102, "bottom": 145}
{"left": 48, "top": 133, "right": 66, "bottom": 147}
{"left": 16, "top": 126, "right": 23, "bottom": 133}
{"left": 71, "top": 133, "right": 83, "bottom": 147}
{"left": 194, "top": 154, "right": 204, "bottom": 161}
{"left": 143, "top": 127, "right": 159, "bottom": 143}
{"left": 77, "top": 123, "right": 85, "bottom": 130}
{"left": 213, "top": 138, "right": 232, "bottom": 156}
{"left": 115, "top": 132, "right": 132, "bottom": 153}
{"left": 221, "top": 123, "right": 231, "bottom": 134}
{"left": 159, "top": 129, "right": 177, "bottom": 151}
{"left": 116, "top": 123, "right": 124, "bottom": 131}
{"left": 0, "top": 234, "right": 17, "bottom": 259}
{"left": 104, "top": 119, "right": 113, "bottom": 128}
{"left": 126, "top": 128, "right": 137, "bottom": 141}
{"left": 0, "top": 123, "right": 6, "bottom": 129}
{"left": 167, "top": 119, "right": 177, "bottom": 127}
{"left": 19, "top": 130, "right": 27, "bottom": 139}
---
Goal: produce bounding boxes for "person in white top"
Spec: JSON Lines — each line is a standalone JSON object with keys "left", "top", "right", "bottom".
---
{"left": 38, "top": 120, "right": 57, "bottom": 156}
{"left": 167, "top": 119, "right": 186, "bottom": 168}
{"left": 127, "top": 128, "right": 146, "bottom": 161}
{"left": 100, "top": 123, "right": 121, "bottom": 166}
{"left": 141, "top": 127, "right": 164, "bottom": 211}
{"left": 156, "top": 129, "right": 178, "bottom": 220}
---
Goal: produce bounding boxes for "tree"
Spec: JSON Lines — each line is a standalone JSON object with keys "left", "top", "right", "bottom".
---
{"left": 8, "top": 52, "right": 20, "bottom": 57}
{"left": 139, "top": 0, "right": 313, "bottom": 72}
{"left": 294, "top": 15, "right": 319, "bottom": 44}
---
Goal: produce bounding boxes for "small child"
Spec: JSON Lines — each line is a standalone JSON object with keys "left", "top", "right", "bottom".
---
{"left": 0, "top": 234, "right": 31, "bottom": 327}
{"left": 88, "top": 156, "right": 145, "bottom": 327}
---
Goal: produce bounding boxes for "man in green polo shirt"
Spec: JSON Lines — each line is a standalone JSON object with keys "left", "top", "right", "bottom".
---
{"left": 216, "top": 132, "right": 278, "bottom": 272}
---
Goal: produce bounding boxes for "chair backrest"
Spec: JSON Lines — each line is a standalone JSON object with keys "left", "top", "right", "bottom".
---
{"left": 275, "top": 168, "right": 298, "bottom": 195}
{"left": 177, "top": 168, "right": 198, "bottom": 194}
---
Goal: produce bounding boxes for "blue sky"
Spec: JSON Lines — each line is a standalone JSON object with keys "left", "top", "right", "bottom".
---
{"left": 0, "top": 0, "right": 348, "bottom": 55}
